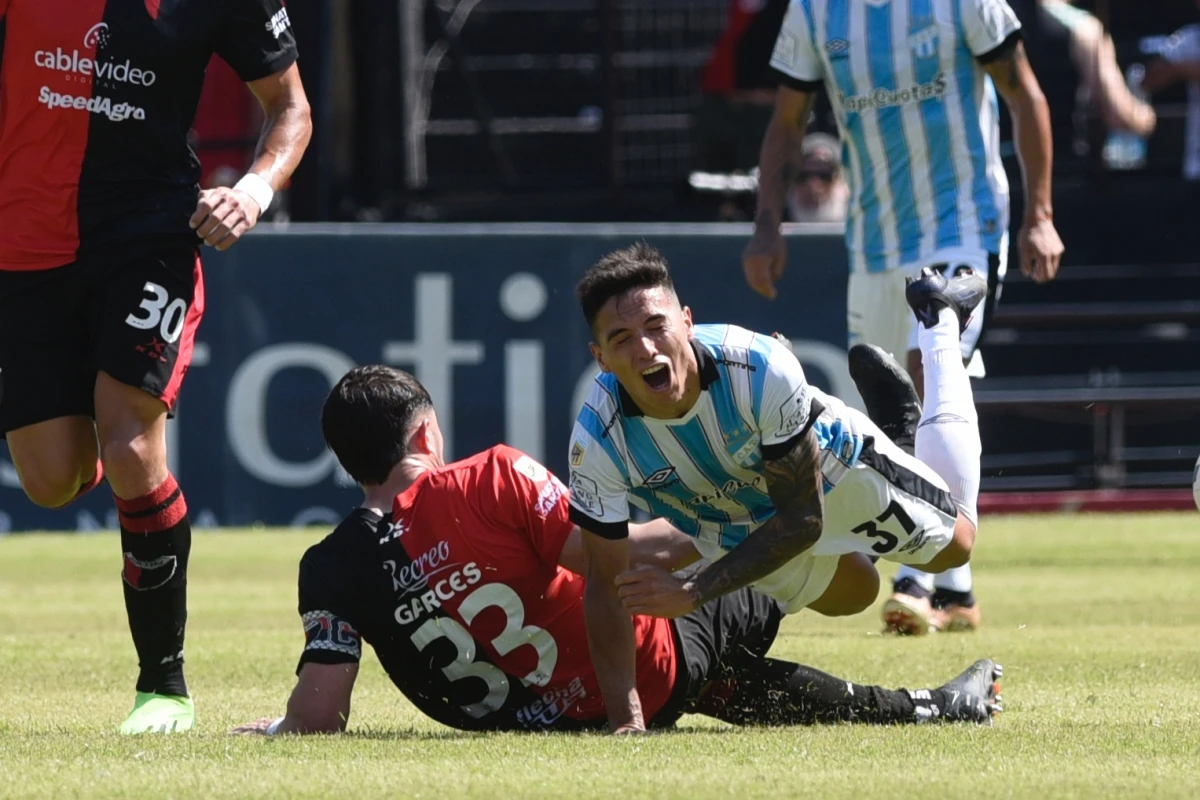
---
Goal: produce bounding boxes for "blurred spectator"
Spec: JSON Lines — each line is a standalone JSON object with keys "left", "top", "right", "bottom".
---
{"left": 1008, "top": 0, "right": 1155, "bottom": 166}
{"left": 1142, "top": 7, "right": 1200, "bottom": 183}
{"left": 786, "top": 133, "right": 848, "bottom": 223}
{"left": 696, "top": 0, "right": 789, "bottom": 176}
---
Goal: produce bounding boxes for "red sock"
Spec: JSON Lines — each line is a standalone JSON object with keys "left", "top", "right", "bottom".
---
{"left": 73, "top": 459, "right": 105, "bottom": 501}
{"left": 114, "top": 473, "right": 188, "bottom": 533}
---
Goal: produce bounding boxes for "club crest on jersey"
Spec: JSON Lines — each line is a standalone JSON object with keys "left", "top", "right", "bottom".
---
{"left": 570, "top": 440, "right": 587, "bottom": 467}
{"left": 642, "top": 466, "right": 681, "bottom": 490}
{"left": 731, "top": 437, "right": 759, "bottom": 466}
{"left": 909, "top": 25, "right": 938, "bottom": 59}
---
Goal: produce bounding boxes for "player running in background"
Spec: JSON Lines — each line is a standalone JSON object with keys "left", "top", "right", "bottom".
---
{"left": 0, "top": 0, "right": 312, "bottom": 733}
{"left": 234, "top": 366, "right": 1002, "bottom": 736}
{"left": 568, "top": 244, "right": 989, "bottom": 734}
{"left": 741, "top": 0, "right": 1065, "bottom": 634}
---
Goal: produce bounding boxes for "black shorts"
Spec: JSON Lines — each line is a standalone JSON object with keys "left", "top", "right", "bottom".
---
{"left": 0, "top": 240, "right": 205, "bottom": 435}
{"left": 653, "top": 587, "right": 785, "bottom": 727}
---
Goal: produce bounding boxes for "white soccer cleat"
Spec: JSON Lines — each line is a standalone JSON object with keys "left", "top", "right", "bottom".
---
{"left": 882, "top": 591, "right": 939, "bottom": 636}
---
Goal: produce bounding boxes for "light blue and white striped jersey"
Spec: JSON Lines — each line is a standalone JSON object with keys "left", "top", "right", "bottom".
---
{"left": 566, "top": 324, "right": 865, "bottom": 554}
{"left": 770, "top": 0, "right": 1020, "bottom": 273}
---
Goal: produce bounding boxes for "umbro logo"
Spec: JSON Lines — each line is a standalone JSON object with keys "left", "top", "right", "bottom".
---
{"left": 826, "top": 39, "right": 849, "bottom": 57}
{"left": 643, "top": 466, "right": 680, "bottom": 489}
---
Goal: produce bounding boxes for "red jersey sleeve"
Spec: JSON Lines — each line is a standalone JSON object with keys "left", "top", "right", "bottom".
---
{"left": 479, "top": 446, "right": 575, "bottom": 569}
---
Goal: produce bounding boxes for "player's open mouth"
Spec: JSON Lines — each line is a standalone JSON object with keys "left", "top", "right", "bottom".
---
{"left": 641, "top": 364, "right": 671, "bottom": 391}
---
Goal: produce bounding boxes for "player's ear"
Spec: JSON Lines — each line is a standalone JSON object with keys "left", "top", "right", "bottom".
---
{"left": 588, "top": 342, "right": 611, "bottom": 373}
{"left": 681, "top": 305, "right": 694, "bottom": 332}
{"left": 411, "top": 416, "right": 435, "bottom": 456}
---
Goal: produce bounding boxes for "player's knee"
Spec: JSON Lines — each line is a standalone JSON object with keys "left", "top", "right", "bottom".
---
{"left": 918, "top": 515, "right": 975, "bottom": 572}
{"left": 18, "top": 461, "right": 89, "bottom": 509}
{"left": 8, "top": 429, "right": 97, "bottom": 508}
{"left": 810, "top": 553, "right": 879, "bottom": 617}
{"left": 100, "top": 433, "right": 161, "bottom": 484}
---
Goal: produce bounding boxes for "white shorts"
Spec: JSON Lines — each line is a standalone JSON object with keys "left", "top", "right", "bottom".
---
{"left": 694, "top": 411, "right": 960, "bottom": 615}
{"left": 847, "top": 243, "right": 1007, "bottom": 377}
{"left": 812, "top": 409, "right": 960, "bottom": 566}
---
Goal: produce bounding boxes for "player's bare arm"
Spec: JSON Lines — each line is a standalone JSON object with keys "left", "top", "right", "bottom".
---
{"left": 558, "top": 519, "right": 702, "bottom": 576}
{"left": 233, "top": 662, "right": 358, "bottom": 736}
{"left": 1143, "top": 58, "right": 1200, "bottom": 92}
{"left": 191, "top": 63, "right": 313, "bottom": 251}
{"left": 742, "top": 87, "right": 816, "bottom": 301}
{"left": 617, "top": 429, "right": 824, "bottom": 618}
{"left": 581, "top": 530, "right": 645, "bottom": 734}
{"left": 981, "top": 40, "right": 1063, "bottom": 284}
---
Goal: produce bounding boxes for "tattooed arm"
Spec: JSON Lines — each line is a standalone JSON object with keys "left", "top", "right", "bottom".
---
{"left": 686, "top": 428, "right": 824, "bottom": 607}
{"left": 981, "top": 39, "right": 1063, "bottom": 283}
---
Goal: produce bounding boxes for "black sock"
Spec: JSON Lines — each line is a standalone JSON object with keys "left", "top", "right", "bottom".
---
{"left": 932, "top": 588, "right": 976, "bottom": 609}
{"left": 709, "top": 658, "right": 948, "bottom": 726}
{"left": 116, "top": 473, "right": 190, "bottom": 698}
{"left": 893, "top": 576, "right": 932, "bottom": 600}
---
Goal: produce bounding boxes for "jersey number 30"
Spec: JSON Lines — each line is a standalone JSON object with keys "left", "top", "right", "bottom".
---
{"left": 409, "top": 583, "right": 559, "bottom": 719}
{"left": 126, "top": 282, "right": 188, "bottom": 343}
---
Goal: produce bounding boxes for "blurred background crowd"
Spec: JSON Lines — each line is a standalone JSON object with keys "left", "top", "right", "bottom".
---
{"left": 196, "top": 0, "right": 1199, "bottom": 238}
{"left": 179, "top": 0, "right": 1197, "bottom": 507}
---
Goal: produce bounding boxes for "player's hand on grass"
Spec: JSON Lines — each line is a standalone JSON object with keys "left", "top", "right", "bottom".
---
{"left": 231, "top": 717, "right": 279, "bottom": 735}
{"left": 742, "top": 226, "right": 787, "bottom": 300}
{"left": 612, "top": 724, "right": 653, "bottom": 736}
{"left": 615, "top": 563, "right": 698, "bottom": 619}
{"left": 1017, "top": 215, "right": 1063, "bottom": 284}
{"left": 190, "top": 186, "right": 264, "bottom": 251}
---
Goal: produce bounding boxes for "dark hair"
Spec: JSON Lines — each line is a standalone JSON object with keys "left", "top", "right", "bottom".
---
{"left": 576, "top": 242, "right": 676, "bottom": 332}
{"left": 321, "top": 365, "right": 434, "bottom": 486}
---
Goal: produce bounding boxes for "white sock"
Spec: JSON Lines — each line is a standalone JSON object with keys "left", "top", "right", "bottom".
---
{"left": 893, "top": 565, "right": 934, "bottom": 593}
{"left": 932, "top": 563, "right": 974, "bottom": 593}
{"left": 915, "top": 307, "right": 981, "bottom": 526}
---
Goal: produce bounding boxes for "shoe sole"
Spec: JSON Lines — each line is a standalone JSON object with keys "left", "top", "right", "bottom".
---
{"left": 881, "top": 597, "right": 939, "bottom": 636}
{"left": 941, "top": 615, "right": 979, "bottom": 633}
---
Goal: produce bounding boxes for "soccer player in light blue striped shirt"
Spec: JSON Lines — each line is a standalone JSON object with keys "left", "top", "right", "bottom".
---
{"left": 742, "top": 0, "right": 1064, "bottom": 635}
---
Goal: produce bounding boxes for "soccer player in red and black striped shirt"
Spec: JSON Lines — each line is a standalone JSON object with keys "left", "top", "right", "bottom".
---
{"left": 0, "top": 0, "right": 312, "bottom": 734}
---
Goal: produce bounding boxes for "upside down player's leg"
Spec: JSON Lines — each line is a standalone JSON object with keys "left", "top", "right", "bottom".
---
{"left": 95, "top": 246, "right": 205, "bottom": 734}
{"left": 928, "top": 252, "right": 1002, "bottom": 630}
{"left": 885, "top": 268, "right": 986, "bottom": 635}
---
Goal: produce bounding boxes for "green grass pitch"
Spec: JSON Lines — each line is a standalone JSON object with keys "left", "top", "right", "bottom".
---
{"left": 1, "top": 512, "right": 1198, "bottom": 798}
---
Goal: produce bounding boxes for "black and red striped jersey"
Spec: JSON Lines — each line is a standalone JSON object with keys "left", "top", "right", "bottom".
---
{"left": 297, "top": 446, "right": 679, "bottom": 732}
{"left": 0, "top": 0, "right": 297, "bottom": 271}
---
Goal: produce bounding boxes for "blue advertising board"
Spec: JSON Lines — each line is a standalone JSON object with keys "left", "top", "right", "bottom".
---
{"left": 0, "top": 224, "right": 854, "bottom": 531}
